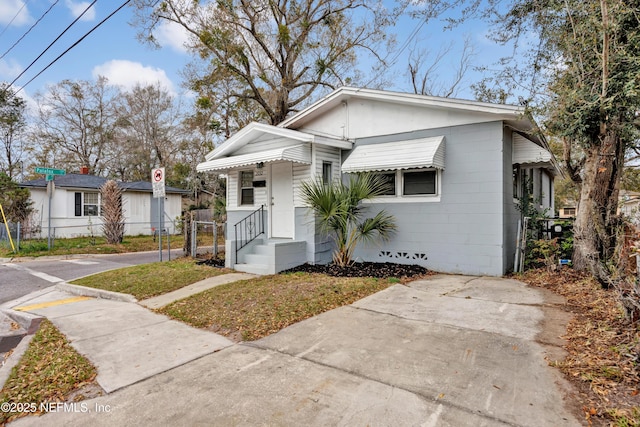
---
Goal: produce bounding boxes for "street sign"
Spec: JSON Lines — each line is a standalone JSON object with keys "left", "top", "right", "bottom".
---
{"left": 46, "top": 175, "right": 54, "bottom": 181}
{"left": 152, "top": 168, "right": 165, "bottom": 184}
{"left": 152, "top": 167, "right": 165, "bottom": 198}
{"left": 35, "top": 167, "right": 66, "bottom": 175}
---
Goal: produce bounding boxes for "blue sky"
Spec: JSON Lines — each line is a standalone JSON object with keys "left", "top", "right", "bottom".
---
{"left": 0, "top": 1, "right": 515, "bottom": 108}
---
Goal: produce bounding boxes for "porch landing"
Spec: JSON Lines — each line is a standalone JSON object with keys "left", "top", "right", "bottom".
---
{"left": 234, "top": 239, "right": 307, "bottom": 275}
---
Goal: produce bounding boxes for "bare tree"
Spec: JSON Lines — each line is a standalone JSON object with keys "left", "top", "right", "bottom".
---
{"left": 110, "top": 83, "right": 183, "bottom": 181}
{"left": 132, "top": 0, "right": 390, "bottom": 125}
{"left": 407, "top": 36, "right": 475, "bottom": 98}
{"left": 33, "top": 78, "right": 119, "bottom": 175}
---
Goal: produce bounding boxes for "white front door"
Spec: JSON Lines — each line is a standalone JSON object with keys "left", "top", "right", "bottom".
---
{"left": 270, "top": 162, "right": 294, "bottom": 238}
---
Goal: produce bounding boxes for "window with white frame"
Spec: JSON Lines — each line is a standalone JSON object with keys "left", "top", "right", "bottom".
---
{"left": 403, "top": 170, "right": 436, "bottom": 195}
{"left": 74, "top": 192, "right": 101, "bottom": 216}
{"left": 239, "top": 170, "right": 254, "bottom": 205}
{"left": 373, "top": 169, "right": 438, "bottom": 198}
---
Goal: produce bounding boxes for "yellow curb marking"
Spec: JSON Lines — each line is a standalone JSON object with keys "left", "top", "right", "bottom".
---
{"left": 14, "top": 296, "right": 93, "bottom": 312}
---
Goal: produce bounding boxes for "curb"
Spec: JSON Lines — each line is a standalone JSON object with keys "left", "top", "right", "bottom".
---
{"left": 1, "top": 309, "right": 44, "bottom": 335}
{"left": 0, "top": 334, "right": 35, "bottom": 389}
{"left": 56, "top": 283, "right": 138, "bottom": 303}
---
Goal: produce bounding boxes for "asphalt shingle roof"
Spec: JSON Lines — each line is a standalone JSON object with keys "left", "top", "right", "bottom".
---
{"left": 21, "top": 174, "right": 189, "bottom": 194}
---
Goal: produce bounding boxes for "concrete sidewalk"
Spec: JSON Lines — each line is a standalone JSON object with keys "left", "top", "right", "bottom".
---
{"left": 4, "top": 287, "right": 233, "bottom": 393}
{"left": 139, "top": 272, "right": 255, "bottom": 309}
{"left": 9, "top": 274, "right": 580, "bottom": 426}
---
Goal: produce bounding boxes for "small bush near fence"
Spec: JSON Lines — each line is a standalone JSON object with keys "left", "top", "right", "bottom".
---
{"left": 524, "top": 219, "right": 574, "bottom": 271}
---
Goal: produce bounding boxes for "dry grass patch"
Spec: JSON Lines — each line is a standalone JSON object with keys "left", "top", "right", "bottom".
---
{"left": 0, "top": 320, "right": 99, "bottom": 425}
{"left": 518, "top": 268, "right": 640, "bottom": 426}
{"left": 160, "top": 272, "right": 396, "bottom": 341}
{"left": 72, "top": 257, "right": 231, "bottom": 300}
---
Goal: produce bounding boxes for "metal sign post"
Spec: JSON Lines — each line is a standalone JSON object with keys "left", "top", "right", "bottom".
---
{"left": 152, "top": 167, "right": 166, "bottom": 262}
{"left": 35, "top": 167, "right": 66, "bottom": 250}
{"left": 47, "top": 180, "right": 54, "bottom": 250}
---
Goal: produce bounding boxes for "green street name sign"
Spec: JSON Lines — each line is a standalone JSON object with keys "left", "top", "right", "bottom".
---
{"left": 35, "top": 167, "right": 66, "bottom": 176}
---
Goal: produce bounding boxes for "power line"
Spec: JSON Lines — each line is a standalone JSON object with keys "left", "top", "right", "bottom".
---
{"left": 0, "top": 0, "right": 30, "bottom": 39}
{"left": 362, "top": 16, "right": 428, "bottom": 88}
{"left": 14, "top": 0, "right": 132, "bottom": 95}
{"left": 7, "top": 0, "right": 98, "bottom": 92}
{"left": 0, "top": 0, "right": 61, "bottom": 61}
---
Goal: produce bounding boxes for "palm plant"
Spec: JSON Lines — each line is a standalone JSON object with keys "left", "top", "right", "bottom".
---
{"left": 301, "top": 172, "right": 396, "bottom": 267}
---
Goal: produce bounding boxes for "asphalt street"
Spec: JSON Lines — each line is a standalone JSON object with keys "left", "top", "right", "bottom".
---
{"left": 0, "top": 249, "right": 184, "bottom": 304}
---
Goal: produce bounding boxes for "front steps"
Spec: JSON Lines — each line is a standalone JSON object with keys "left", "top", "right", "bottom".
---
{"left": 234, "top": 239, "right": 307, "bottom": 275}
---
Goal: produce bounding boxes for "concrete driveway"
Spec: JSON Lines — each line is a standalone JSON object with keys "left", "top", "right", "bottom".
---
{"left": 12, "top": 275, "right": 580, "bottom": 426}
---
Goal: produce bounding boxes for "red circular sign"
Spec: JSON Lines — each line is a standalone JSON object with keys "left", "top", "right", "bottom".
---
{"left": 153, "top": 169, "right": 163, "bottom": 182}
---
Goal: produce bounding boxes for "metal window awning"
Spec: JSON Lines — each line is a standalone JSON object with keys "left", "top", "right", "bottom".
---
{"left": 342, "top": 136, "right": 445, "bottom": 173}
{"left": 196, "top": 144, "right": 311, "bottom": 172}
{"left": 512, "top": 134, "right": 552, "bottom": 166}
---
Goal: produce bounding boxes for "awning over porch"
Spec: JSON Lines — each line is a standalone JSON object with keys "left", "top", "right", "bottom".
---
{"left": 342, "top": 136, "right": 445, "bottom": 173}
{"left": 196, "top": 144, "right": 311, "bottom": 172}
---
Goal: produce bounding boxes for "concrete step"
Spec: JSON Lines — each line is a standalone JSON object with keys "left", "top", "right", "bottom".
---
{"left": 234, "top": 263, "right": 269, "bottom": 275}
{"left": 244, "top": 253, "right": 270, "bottom": 265}
{"left": 252, "top": 244, "right": 270, "bottom": 256}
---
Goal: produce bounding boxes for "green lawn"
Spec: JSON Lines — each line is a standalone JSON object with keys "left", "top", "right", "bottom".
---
{"left": 160, "top": 272, "right": 396, "bottom": 341}
{"left": 71, "top": 258, "right": 231, "bottom": 300}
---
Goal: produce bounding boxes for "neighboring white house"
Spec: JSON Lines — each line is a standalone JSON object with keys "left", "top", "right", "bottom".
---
{"left": 197, "top": 87, "right": 559, "bottom": 276}
{"left": 619, "top": 190, "right": 640, "bottom": 225}
{"left": 21, "top": 173, "right": 188, "bottom": 238}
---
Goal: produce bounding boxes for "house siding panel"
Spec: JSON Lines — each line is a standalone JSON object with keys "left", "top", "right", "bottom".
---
{"left": 351, "top": 121, "right": 507, "bottom": 276}
{"left": 298, "top": 98, "right": 510, "bottom": 140}
{"left": 235, "top": 137, "right": 300, "bottom": 155}
{"left": 293, "top": 163, "right": 311, "bottom": 207}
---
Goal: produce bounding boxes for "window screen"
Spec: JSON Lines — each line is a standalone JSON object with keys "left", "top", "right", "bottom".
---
{"left": 378, "top": 172, "right": 396, "bottom": 196}
{"left": 403, "top": 170, "right": 436, "bottom": 195}
{"left": 322, "top": 162, "right": 332, "bottom": 185}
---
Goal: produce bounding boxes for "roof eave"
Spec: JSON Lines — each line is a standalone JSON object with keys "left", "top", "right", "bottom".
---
{"left": 204, "top": 122, "right": 316, "bottom": 161}
{"left": 280, "top": 86, "right": 526, "bottom": 130}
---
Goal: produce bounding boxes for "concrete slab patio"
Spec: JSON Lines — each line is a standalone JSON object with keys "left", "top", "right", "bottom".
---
{"left": 9, "top": 274, "right": 581, "bottom": 426}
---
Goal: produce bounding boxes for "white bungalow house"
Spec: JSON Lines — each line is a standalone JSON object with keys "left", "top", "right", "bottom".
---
{"left": 21, "top": 173, "right": 188, "bottom": 238}
{"left": 197, "top": 87, "right": 558, "bottom": 276}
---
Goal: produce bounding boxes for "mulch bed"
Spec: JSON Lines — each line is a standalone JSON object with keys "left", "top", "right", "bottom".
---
{"left": 282, "top": 261, "right": 430, "bottom": 279}
{"left": 196, "top": 257, "right": 225, "bottom": 268}
{"left": 196, "top": 256, "right": 430, "bottom": 281}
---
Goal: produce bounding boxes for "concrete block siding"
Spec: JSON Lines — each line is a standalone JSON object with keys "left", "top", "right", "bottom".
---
{"left": 352, "top": 121, "right": 509, "bottom": 276}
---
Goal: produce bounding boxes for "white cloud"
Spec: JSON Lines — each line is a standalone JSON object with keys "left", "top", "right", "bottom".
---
{"left": 0, "top": 58, "right": 22, "bottom": 80}
{"left": 155, "top": 20, "right": 191, "bottom": 54}
{"left": 92, "top": 60, "right": 176, "bottom": 94}
{"left": 0, "top": 0, "right": 32, "bottom": 26}
{"left": 65, "top": 0, "right": 96, "bottom": 22}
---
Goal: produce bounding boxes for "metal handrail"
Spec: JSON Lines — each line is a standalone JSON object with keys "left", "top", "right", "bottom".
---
{"left": 234, "top": 205, "right": 265, "bottom": 263}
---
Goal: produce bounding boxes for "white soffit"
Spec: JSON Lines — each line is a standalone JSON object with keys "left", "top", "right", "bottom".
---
{"left": 197, "top": 144, "right": 310, "bottom": 172}
{"left": 342, "top": 136, "right": 445, "bottom": 173}
{"left": 513, "top": 134, "right": 552, "bottom": 165}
